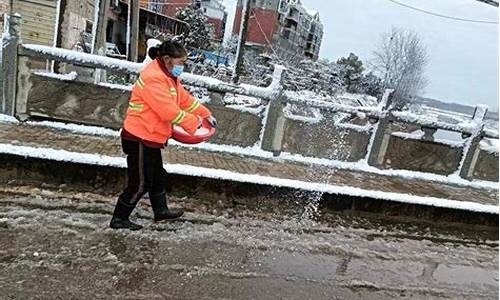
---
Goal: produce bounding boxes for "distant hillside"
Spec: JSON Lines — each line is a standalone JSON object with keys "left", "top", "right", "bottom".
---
{"left": 415, "top": 97, "right": 499, "bottom": 121}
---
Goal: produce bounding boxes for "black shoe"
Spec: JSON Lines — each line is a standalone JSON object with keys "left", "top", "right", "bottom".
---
{"left": 109, "top": 217, "right": 143, "bottom": 230}
{"left": 110, "top": 197, "right": 142, "bottom": 230}
{"left": 150, "top": 191, "right": 184, "bottom": 222}
{"left": 154, "top": 208, "right": 184, "bottom": 223}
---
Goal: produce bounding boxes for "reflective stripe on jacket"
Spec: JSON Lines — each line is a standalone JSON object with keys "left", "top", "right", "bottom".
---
{"left": 123, "top": 59, "right": 212, "bottom": 144}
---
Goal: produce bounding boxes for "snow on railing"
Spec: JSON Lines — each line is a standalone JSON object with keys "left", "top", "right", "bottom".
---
{"left": 391, "top": 111, "right": 476, "bottom": 132}
{"left": 19, "top": 44, "right": 279, "bottom": 101}
{"left": 284, "top": 104, "right": 323, "bottom": 124}
{"left": 181, "top": 73, "right": 276, "bottom": 100}
{"left": 484, "top": 127, "right": 499, "bottom": 139}
{"left": 392, "top": 131, "right": 465, "bottom": 148}
{"left": 284, "top": 91, "right": 381, "bottom": 117}
{"left": 21, "top": 44, "right": 144, "bottom": 73}
{"left": 390, "top": 110, "right": 498, "bottom": 139}
{"left": 18, "top": 44, "right": 499, "bottom": 141}
{"left": 479, "top": 138, "right": 499, "bottom": 154}
{"left": 33, "top": 70, "right": 78, "bottom": 81}
{"left": 20, "top": 44, "right": 498, "bottom": 139}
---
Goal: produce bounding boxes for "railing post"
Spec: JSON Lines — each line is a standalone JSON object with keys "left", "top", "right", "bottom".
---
{"left": 2, "top": 13, "right": 21, "bottom": 116}
{"left": 458, "top": 105, "right": 488, "bottom": 180}
{"left": 261, "top": 96, "right": 286, "bottom": 156}
{"left": 366, "top": 89, "right": 394, "bottom": 166}
{"left": 421, "top": 126, "right": 437, "bottom": 141}
{"left": 208, "top": 91, "right": 225, "bottom": 106}
{"left": 15, "top": 54, "right": 30, "bottom": 120}
{"left": 261, "top": 66, "right": 286, "bottom": 156}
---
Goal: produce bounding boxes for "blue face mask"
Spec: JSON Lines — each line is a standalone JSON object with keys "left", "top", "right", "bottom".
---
{"left": 171, "top": 65, "right": 184, "bottom": 77}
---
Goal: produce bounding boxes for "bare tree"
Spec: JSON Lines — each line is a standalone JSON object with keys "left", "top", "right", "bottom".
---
{"left": 372, "top": 27, "right": 428, "bottom": 109}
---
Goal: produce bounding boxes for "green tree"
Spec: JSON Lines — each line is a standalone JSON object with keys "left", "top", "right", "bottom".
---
{"left": 337, "top": 53, "right": 365, "bottom": 92}
{"left": 175, "top": 7, "right": 214, "bottom": 50}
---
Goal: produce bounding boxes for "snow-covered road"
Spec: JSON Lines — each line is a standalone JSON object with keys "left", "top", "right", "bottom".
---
{"left": 0, "top": 187, "right": 497, "bottom": 299}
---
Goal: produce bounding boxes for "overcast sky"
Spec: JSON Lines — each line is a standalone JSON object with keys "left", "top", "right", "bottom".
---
{"left": 221, "top": 0, "right": 499, "bottom": 110}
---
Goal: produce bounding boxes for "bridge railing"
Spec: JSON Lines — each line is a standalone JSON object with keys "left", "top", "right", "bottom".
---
{"left": 2, "top": 14, "right": 498, "bottom": 181}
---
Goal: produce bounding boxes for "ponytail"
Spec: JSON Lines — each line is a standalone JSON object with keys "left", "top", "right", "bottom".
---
{"left": 149, "top": 40, "right": 187, "bottom": 60}
{"left": 148, "top": 46, "right": 160, "bottom": 60}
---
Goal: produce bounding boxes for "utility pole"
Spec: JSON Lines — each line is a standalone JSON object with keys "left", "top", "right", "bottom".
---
{"left": 129, "top": 0, "right": 140, "bottom": 62}
{"left": 52, "top": 0, "right": 66, "bottom": 72}
{"left": 92, "top": 0, "right": 110, "bottom": 55}
{"left": 232, "top": 0, "right": 251, "bottom": 84}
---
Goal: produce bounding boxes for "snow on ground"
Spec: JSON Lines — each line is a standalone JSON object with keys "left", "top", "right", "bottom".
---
{"left": 0, "top": 142, "right": 497, "bottom": 214}
{"left": 0, "top": 191, "right": 496, "bottom": 299}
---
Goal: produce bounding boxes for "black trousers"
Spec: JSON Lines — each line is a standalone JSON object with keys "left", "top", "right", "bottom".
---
{"left": 119, "top": 138, "right": 168, "bottom": 206}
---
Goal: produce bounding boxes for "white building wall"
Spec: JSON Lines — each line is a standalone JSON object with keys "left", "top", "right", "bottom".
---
{"left": 200, "top": 0, "right": 225, "bottom": 20}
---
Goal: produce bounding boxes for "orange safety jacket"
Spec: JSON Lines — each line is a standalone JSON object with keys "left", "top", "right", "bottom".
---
{"left": 123, "top": 59, "right": 212, "bottom": 144}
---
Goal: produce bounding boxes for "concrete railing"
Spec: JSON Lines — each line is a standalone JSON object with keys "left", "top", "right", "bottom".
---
{"left": 2, "top": 14, "right": 498, "bottom": 182}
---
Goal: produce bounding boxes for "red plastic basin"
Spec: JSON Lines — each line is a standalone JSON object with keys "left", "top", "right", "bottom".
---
{"left": 171, "top": 119, "right": 216, "bottom": 144}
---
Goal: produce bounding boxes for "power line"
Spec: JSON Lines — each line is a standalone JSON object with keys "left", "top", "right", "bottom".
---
{"left": 385, "top": 0, "right": 499, "bottom": 24}
{"left": 250, "top": 12, "right": 279, "bottom": 57}
{"left": 475, "top": 0, "right": 499, "bottom": 7}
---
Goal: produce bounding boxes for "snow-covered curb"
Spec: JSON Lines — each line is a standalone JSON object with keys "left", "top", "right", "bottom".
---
{"left": 11, "top": 118, "right": 499, "bottom": 191}
{"left": 0, "top": 143, "right": 497, "bottom": 214}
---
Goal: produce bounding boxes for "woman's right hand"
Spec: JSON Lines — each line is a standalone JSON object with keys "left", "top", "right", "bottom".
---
{"left": 206, "top": 115, "right": 218, "bottom": 128}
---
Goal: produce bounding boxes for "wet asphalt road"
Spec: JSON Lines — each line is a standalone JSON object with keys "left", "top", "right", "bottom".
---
{"left": 0, "top": 187, "right": 497, "bottom": 299}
